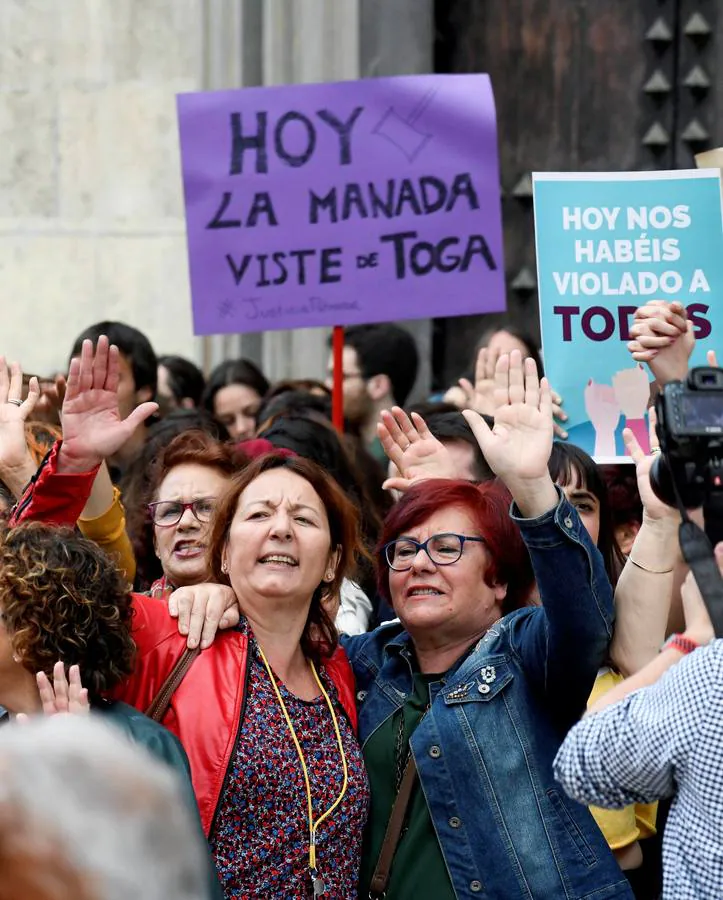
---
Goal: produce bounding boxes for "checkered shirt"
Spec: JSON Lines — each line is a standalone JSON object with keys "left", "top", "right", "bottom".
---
{"left": 554, "top": 640, "right": 723, "bottom": 899}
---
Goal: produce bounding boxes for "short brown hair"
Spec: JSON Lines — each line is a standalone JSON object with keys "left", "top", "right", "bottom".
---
{"left": 132, "top": 430, "right": 247, "bottom": 587}
{"left": 0, "top": 523, "right": 136, "bottom": 702}
{"left": 149, "top": 430, "right": 246, "bottom": 494}
{"left": 208, "top": 453, "right": 365, "bottom": 661}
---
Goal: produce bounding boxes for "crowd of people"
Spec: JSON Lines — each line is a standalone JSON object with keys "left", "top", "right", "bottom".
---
{"left": 0, "top": 301, "right": 720, "bottom": 900}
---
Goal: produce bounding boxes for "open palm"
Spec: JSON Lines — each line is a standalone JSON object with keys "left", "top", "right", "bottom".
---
{"left": 622, "top": 408, "right": 677, "bottom": 523}
{"left": 457, "top": 345, "right": 499, "bottom": 416}
{"left": 463, "top": 351, "right": 553, "bottom": 484}
{"left": 60, "top": 336, "right": 157, "bottom": 469}
{"left": 0, "top": 358, "right": 39, "bottom": 472}
{"left": 378, "top": 407, "right": 458, "bottom": 492}
{"left": 38, "top": 663, "right": 90, "bottom": 716}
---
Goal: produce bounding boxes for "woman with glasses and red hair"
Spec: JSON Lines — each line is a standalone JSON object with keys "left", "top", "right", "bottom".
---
{"left": 341, "top": 350, "right": 632, "bottom": 900}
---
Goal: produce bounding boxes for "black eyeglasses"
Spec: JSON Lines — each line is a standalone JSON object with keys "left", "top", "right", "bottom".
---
{"left": 384, "top": 533, "right": 486, "bottom": 571}
{"left": 147, "top": 498, "right": 217, "bottom": 527}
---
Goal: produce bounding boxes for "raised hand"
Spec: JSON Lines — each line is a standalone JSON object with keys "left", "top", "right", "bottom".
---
{"left": 628, "top": 300, "right": 694, "bottom": 385}
{"left": 456, "top": 346, "right": 501, "bottom": 416}
{"left": 378, "top": 407, "right": 459, "bottom": 492}
{"left": 38, "top": 662, "right": 90, "bottom": 716}
{"left": 550, "top": 390, "right": 568, "bottom": 440}
{"left": 59, "top": 336, "right": 158, "bottom": 473}
{"left": 622, "top": 408, "right": 677, "bottom": 524}
{"left": 456, "top": 344, "right": 568, "bottom": 439}
{"left": 0, "top": 358, "right": 39, "bottom": 490}
{"left": 463, "top": 351, "right": 558, "bottom": 517}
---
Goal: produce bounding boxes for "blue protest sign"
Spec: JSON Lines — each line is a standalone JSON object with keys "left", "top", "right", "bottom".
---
{"left": 533, "top": 169, "right": 723, "bottom": 462}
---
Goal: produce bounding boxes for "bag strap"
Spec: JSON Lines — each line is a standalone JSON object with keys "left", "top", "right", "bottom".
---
{"left": 368, "top": 752, "right": 418, "bottom": 899}
{"left": 144, "top": 646, "right": 201, "bottom": 722}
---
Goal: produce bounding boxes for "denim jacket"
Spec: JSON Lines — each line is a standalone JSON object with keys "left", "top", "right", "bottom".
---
{"left": 342, "top": 489, "right": 633, "bottom": 900}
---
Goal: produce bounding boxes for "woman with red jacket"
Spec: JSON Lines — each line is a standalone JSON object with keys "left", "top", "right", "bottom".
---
{"left": 8, "top": 337, "right": 370, "bottom": 900}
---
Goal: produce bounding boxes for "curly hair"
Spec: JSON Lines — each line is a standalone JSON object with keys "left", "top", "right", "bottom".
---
{"left": 0, "top": 523, "right": 135, "bottom": 702}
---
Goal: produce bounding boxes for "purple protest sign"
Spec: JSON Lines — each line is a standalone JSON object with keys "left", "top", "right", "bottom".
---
{"left": 177, "top": 74, "right": 506, "bottom": 335}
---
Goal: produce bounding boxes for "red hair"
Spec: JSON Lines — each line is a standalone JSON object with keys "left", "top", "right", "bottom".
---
{"left": 377, "top": 479, "right": 534, "bottom": 614}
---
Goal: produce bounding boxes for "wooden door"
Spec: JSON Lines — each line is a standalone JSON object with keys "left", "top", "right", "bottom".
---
{"left": 433, "top": 0, "right": 720, "bottom": 388}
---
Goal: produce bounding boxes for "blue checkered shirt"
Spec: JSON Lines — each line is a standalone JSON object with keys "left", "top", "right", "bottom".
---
{"left": 554, "top": 640, "right": 723, "bottom": 899}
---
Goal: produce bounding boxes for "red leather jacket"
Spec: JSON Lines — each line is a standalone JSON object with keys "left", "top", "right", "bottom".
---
{"left": 10, "top": 443, "right": 359, "bottom": 836}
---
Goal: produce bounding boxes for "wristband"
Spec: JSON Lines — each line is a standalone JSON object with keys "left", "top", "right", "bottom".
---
{"left": 660, "top": 634, "right": 700, "bottom": 655}
{"left": 629, "top": 558, "right": 674, "bottom": 575}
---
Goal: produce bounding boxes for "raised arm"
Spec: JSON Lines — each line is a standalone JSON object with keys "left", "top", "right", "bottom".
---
{"left": 57, "top": 336, "right": 157, "bottom": 473}
{"left": 628, "top": 299, "right": 693, "bottom": 386}
{"left": 0, "top": 359, "right": 41, "bottom": 499}
{"left": 624, "top": 300, "right": 720, "bottom": 645}
{"left": 377, "top": 406, "right": 460, "bottom": 492}
{"left": 464, "top": 351, "right": 614, "bottom": 721}
{"left": 11, "top": 337, "right": 157, "bottom": 528}
{"left": 462, "top": 351, "right": 558, "bottom": 517}
{"left": 553, "top": 547, "right": 720, "bottom": 809}
{"left": 609, "top": 410, "right": 680, "bottom": 676}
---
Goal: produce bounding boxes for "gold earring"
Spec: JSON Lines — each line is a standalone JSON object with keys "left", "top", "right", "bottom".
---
{"left": 222, "top": 561, "right": 228, "bottom": 574}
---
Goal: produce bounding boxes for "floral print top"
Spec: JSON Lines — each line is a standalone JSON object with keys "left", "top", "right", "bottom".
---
{"left": 210, "top": 623, "right": 369, "bottom": 898}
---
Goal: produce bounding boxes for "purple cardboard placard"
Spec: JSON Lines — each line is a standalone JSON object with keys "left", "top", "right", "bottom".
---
{"left": 177, "top": 74, "right": 506, "bottom": 335}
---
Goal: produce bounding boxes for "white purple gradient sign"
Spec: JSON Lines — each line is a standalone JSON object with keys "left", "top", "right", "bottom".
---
{"left": 177, "top": 74, "right": 506, "bottom": 335}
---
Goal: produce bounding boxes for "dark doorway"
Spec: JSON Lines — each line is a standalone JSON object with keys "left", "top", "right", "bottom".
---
{"left": 432, "top": 0, "right": 720, "bottom": 390}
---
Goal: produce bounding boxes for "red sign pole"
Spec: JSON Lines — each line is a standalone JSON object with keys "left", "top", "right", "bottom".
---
{"left": 332, "top": 325, "right": 345, "bottom": 432}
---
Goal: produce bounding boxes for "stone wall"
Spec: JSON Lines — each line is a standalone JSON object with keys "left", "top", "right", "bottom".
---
{"left": 0, "top": 0, "right": 203, "bottom": 375}
{"left": 1, "top": 0, "right": 433, "bottom": 392}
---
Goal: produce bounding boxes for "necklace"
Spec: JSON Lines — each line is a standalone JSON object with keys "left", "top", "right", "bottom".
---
{"left": 256, "top": 643, "right": 348, "bottom": 898}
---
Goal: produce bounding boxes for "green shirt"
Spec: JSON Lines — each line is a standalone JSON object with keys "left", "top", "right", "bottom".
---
{"left": 359, "top": 672, "right": 456, "bottom": 900}
{"left": 97, "top": 701, "right": 223, "bottom": 900}
{"left": 367, "top": 435, "right": 389, "bottom": 467}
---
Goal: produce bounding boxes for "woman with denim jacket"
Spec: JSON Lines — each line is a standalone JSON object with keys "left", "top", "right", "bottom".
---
{"left": 344, "top": 350, "right": 633, "bottom": 899}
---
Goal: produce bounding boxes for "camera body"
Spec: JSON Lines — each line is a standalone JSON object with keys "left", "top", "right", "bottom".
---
{"left": 651, "top": 367, "right": 723, "bottom": 511}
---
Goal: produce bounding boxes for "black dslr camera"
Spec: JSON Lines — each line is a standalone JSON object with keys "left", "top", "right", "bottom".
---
{"left": 651, "top": 366, "right": 723, "bottom": 545}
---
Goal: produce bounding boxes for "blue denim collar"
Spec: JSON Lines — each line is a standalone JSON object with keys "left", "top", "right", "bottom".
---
{"left": 382, "top": 628, "right": 414, "bottom": 658}
{"left": 381, "top": 623, "right": 499, "bottom": 684}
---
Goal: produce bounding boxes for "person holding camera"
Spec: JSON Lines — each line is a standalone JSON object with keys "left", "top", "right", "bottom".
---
{"left": 553, "top": 541, "right": 723, "bottom": 899}
{"left": 553, "top": 299, "right": 723, "bottom": 898}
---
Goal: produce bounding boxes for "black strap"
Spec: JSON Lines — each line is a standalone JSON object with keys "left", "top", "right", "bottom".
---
{"left": 679, "top": 519, "right": 723, "bottom": 638}
{"left": 369, "top": 753, "right": 418, "bottom": 899}
{"left": 145, "top": 647, "right": 201, "bottom": 722}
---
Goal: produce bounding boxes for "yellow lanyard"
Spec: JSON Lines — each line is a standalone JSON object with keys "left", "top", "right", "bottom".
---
{"left": 257, "top": 644, "right": 349, "bottom": 895}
